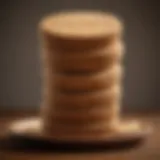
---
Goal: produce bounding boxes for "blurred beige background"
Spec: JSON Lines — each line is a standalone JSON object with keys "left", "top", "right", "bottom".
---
{"left": 0, "top": 0, "right": 157, "bottom": 111}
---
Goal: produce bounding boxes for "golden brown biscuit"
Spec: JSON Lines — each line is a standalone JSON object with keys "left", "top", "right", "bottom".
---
{"left": 44, "top": 106, "right": 119, "bottom": 124}
{"left": 43, "top": 85, "right": 121, "bottom": 108}
{"left": 42, "top": 40, "right": 124, "bottom": 73}
{"left": 42, "top": 117, "right": 119, "bottom": 141}
{"left": 40, "top": 11, "right": 123, "bottom": 40}
{"left": 53, "top": 65, "right": 123, "bottom": 92}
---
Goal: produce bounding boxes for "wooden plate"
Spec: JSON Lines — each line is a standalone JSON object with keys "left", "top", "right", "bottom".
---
{"left": 8, "top": 117, "right": 151, "bottom": 152}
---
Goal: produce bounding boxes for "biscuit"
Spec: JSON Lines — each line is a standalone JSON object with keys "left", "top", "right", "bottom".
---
{"left": 44, "top": 105, "right": 119, "bottom": 126}
{"left": 43, "top": 85, "right": 121, "bottom": 108}
{"left": 53, "top": 65, "right": 123, "bottom": 92}
{"left": 42, "top": 40, "right": 124, "bottom": 73}
{"left": 42, "top": 116, "right": 119, "bottom": 140}
{"left": 40, "top": 11, "right": 123, "bottom": 41}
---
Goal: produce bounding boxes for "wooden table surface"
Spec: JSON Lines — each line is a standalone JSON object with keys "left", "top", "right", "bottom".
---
{"left": 0, "top": 111, "right": 159, "bottom": 160}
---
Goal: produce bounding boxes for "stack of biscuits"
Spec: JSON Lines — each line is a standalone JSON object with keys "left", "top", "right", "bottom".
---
{"left": 39, "top": 11, "right": 124, "bottom": 141}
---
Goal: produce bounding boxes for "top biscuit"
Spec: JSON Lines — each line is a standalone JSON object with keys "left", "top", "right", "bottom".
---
{"left": 39, "top": 11, "right": 123, "bottom": 40}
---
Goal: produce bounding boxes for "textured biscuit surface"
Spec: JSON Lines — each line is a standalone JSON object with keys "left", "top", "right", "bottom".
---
{"left": 40, "top": 11, "right": 124, "bottom": 140}
{"left": 40, "top": 11, "right": 122, "bottom": 39}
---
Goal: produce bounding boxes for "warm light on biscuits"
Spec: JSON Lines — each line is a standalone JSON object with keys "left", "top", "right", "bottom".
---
{"left": 40, "top": 11, "right": 124, "bottom": 140}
